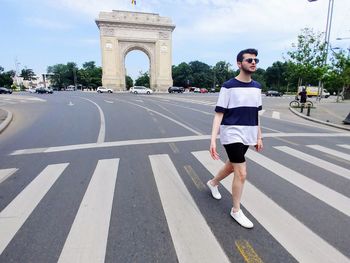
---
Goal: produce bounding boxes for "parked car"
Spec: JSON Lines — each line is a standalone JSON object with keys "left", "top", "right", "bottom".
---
{"left": 97, "top": 86, "right": 113, "bottom": 93}
{"left": 200, "top": 88, "right": 208, "bottom": 93}
{"left": 0, "top": 87, "right": 13, "bottom": 94}
{"left": 130, "top": 86, "right": 153, "bottom": 94}
{"left": 168, "top": 86, "right": 184, "bottom": 93}
{"left": 266, "top": 90, "right": 283, "bottom": 96}
{"left": 193, "top": 87, "right": 200, "bottom": 93}
{"left": 36, "top": 87, "right": 53, "bottom": 94}
{"left": 209, "top": 87, "right": 216, "bottom": 93}
{"left": 28, "top": 87, "right": 37, "bottom": 93}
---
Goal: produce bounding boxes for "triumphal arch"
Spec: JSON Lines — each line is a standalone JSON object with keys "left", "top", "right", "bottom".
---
{"left": 95, "top": 10, "right": 176, "bottom": 91}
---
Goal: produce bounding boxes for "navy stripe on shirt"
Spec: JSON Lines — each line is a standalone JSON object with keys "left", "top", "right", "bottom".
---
{"left": 220, "top": 107, "right": 259, "bottom": 126}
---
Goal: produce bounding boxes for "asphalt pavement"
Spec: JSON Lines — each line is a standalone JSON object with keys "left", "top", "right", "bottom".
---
{"left": 0, "top": 95, "right": 350, "bottom": 133}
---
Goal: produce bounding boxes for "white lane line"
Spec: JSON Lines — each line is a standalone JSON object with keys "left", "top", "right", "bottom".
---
{"left": 307, "top": 145, "right": 350, "bottom": 161}
{"left": 192, "top": 151, "right": 349, "bottom": 263}
{"left": 272, "top": 111, "right": 280, "bottom": 119}
{"left": 274, "top": 146, "right": 350, "bottom": 180}
{"left": 0, "top": 163, "right": 69, "bottom": 254}
{"left": 9, "top": 132, "right": 350, "bottom": 155}
{"left": 58, "top": 159, "right": 119, "bottom": 263}
{"left": 258, "top": 110, "right": 265, "bottom": 116}
{"left": 338, "top": 144, "right": 350, "bottom": 150}
{"left": 116, "top": 98, "right": 202, "bottom": 135}
{"left": 149, "top": 154, "right": 230, "bottom": 263}
{"left": 104, "top": 100, "right": 114, "bottom": 104}
{"left": 80, "top": 98, "right": 105, "bottom": 143}
{"left": 247, "top": 149, "right": 350, "bottom": 217}
{"left": 0, "top": 168, "right": 18, "bottom": 184}
{"left": 68, "top": 101, "right": 74, "bottom": 106}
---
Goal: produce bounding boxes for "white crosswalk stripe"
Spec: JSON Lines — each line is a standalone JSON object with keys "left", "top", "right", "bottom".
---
{"left": 307, "top": 145, "right": 350, "bottom": 161}
{"left": 1, "top": 144, "right": 350, "bottom": 262}
{"left": 0, "top": 168, "right": 17, "bottom": 184}
{"left": 338, "top": 144, "right": 350, "bottom": 150}
{"left": 246, "top": 149, "right": 350, "bottom": 217}
{"left": 0, "top": 163, "right": 69, "bottom": 254}
{"left": 149, "top": 154, "right": 230, "bottom": 263}
{"left": 58, "top": 159, "right": 119, "bottom": 263}
{"left": 272, "top": 111, "right": 280, "bottom": 119}
{"left": 192, "top": 151, "right": 349, "bottom": 263}
{"left": 274, "top": 146, "right": 350, "bottom": 180}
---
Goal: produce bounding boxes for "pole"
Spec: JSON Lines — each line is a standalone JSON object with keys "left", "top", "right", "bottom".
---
{"left": 317, "top": 0, "right": 335, "bottom": 102}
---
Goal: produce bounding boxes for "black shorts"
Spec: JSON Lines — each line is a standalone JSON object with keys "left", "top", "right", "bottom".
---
{"left": 223, "top": 143, "right": 249, "bottom": 163}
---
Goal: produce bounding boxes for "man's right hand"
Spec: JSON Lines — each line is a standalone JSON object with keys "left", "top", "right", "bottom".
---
{"left": 210, "top": 142, "right": 220, "bottom": 160}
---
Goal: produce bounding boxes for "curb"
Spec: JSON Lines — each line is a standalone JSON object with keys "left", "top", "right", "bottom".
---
{"left": 0, "top": 109, "right": 13, "bottom": 134}
{"left": 289, "top": 107, "right": 350, "bottom": 132}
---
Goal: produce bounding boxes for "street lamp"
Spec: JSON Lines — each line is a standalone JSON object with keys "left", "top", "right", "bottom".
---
{"left": 308, "top": 0, "right": 335, "bottom": 101}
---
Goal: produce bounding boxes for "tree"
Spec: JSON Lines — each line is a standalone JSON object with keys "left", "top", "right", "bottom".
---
{"left": 265, "top": 61, "right": 289, "bottom": 90}
{"left": 125, "top": 75, "right": 133, "bottom": 89}
{"left": 135, "top": 72, "right": 150, "bottom": 87}
{"left": 78, "top": 61, "right": 102, "bottom": 90}
{"left": 172, "top": 62, "right": 192, "bottom": 87}
{"left": 20, "top": 68, "right": 36, "bottom": 81}
{"left": 328, "top": 49, "right": 350, "bottom": 98}
{"left": 0, "top": 66, "right": 15, "bottom": 88}
{"left": 212, "top": 61, "right": 233, "bottom": 88}
{"left": 285, "top": 28, "right": 326, "bottom": 89}
{"left": 189, "top": 61, "right": 212, "bottom": 89}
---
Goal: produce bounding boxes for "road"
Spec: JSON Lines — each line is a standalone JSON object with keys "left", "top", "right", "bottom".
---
{"left": 0, "top": 91, "right": 349, "bottom": 263}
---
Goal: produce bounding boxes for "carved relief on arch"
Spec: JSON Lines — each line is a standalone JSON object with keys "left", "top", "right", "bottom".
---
{"left": 159, "top": 31, "right": 169, "bottom": 40}
{"left": 101, "top": 27, "right": 115, "bottom": 36}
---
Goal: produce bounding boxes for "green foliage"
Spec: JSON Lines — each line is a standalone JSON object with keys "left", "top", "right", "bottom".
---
{"left": 20, "top": 68, "right": 36, "bottom": 81}
{"left": 285, "top": 28, "right": 327, "bottom": 87}
{"left": 47, "top": 62, "right": 101, "bottom": 90}
{"left": 125, "top": 75, "right": 133, "bottom": 89}
{"left": 0, "top": 66, "right": 15, "bottom": 87}
{"left": 135, "top": 72, "right": 150, "bottom": 87}
{"left": 172, "top": 62, "right": 192, "bottom": 87}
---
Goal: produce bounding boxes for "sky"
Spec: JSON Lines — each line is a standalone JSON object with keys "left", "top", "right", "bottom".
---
{"left": 1, "top": 0, "right": 350, "bottom": 81}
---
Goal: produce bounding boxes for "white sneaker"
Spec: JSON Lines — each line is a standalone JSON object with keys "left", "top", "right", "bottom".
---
{"left": 230, "top": 209, "right": 254, "bottom": 229}
{"left": 206, "top": 180, "right": 221, "bottom": 200}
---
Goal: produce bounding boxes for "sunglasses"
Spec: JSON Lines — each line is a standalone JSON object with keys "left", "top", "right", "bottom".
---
{"left": 243, "top": 58, "right": 259, "bottom": 64}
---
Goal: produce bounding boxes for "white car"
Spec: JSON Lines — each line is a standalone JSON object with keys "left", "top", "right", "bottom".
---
{"left": 129, "top": 86, "right": 153, "bottom": 94}
{"left": 28, "top": 88, "right": 37, "bottom": 93}
{"left": 97, "top": 86, "right": 113, "bottom": 93}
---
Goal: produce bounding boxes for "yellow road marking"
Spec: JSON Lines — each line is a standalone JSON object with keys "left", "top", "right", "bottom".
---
{"left": 235, "top": 240, "right": 264, "bottom": 263}
{"left": 184, "top": 165, "right": 206, "bottom": 191}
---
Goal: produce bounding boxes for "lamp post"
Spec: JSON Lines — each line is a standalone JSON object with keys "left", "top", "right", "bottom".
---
{"left": 308, "top": 0, "right": 335, "bottom": 101}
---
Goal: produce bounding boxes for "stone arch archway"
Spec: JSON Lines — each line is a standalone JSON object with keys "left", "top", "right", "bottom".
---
{"left": 121, "top": 43, "right": 153, "bottom": 89}
{"left": 95, "top": 10, "right": 176, "bottom": 91}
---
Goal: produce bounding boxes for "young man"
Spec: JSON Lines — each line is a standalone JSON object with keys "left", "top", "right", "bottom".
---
{"left": 207, "top": 48, "right": 263, "bottom": 229}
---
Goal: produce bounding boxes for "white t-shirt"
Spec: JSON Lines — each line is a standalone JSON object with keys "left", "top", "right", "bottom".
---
{"left": 215, "top": 78, "right": 262, "bottom": 146}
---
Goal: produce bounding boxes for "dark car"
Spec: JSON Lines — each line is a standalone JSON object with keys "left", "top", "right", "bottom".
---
{"left": 168, "top": 86, "right": 184, "bottom": 93}
{"left": 266, "top": 90, "right": 283, "bottom": 96}
{"left": 36, "top": 87, "right": 53, "bottom": 94}
{"left": 0, "top": 87, "right": 13, "bottom": 94}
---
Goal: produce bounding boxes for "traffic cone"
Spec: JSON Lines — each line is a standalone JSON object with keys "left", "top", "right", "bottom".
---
{"left": 343, "top": 112, "right": 350, "bottom": 124}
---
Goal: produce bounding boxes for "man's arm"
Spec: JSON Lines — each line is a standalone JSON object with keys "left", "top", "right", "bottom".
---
{"left": 256, "top": 116, "right": 263, "bottom": 151}
{"left": 210, "top": 112, "right": 224, "bottom": 160}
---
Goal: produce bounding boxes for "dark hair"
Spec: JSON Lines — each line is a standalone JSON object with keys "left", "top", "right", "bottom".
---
{"left": 237, "top": 48, "right": 258, "bottom": 62}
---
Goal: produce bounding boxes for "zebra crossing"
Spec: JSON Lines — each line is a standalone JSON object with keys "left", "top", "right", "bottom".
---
{"left": 0, "top": 144, "right": 349, "bottom": 262}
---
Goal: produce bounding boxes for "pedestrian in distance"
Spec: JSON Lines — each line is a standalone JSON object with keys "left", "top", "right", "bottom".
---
{"left": 207, "top": 48, "right": 263, "bottom": 229}
{"left": 299, "top": 87, "right": 307, "bottom": 104}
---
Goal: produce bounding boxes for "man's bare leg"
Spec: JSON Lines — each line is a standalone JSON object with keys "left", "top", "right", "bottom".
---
{"left": 231, "top": 162, "right": 247, "bottom": 213}
{"left": 209, "top": 160, "right": 234, "bottom": 186}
